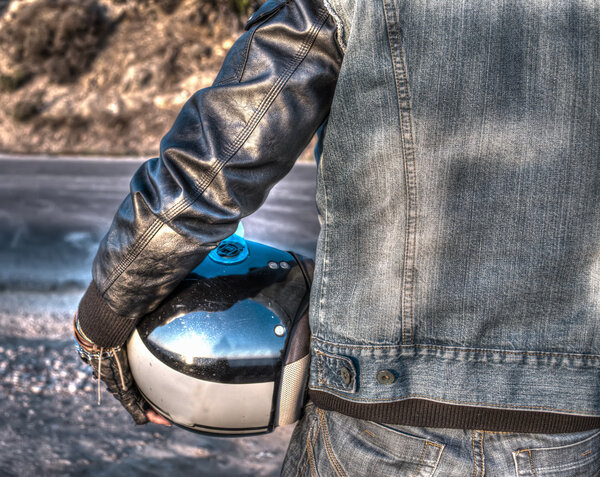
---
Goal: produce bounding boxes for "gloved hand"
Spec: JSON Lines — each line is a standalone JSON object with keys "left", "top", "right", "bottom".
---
{"left": 73, "top": 314, "right": 150, "bottom": 425}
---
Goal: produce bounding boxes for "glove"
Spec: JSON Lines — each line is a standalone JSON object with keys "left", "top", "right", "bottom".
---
{"left": 73, "top": 314, "right": 149, "bottom": 425}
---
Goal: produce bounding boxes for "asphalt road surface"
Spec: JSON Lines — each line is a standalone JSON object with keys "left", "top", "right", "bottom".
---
{"left": 0, "top": 155, "right": 320, "bottom": 476}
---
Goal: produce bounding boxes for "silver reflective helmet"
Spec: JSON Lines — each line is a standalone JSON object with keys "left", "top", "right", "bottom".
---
{"left": 127, "top": 226, "right": 312, "bottom": 436}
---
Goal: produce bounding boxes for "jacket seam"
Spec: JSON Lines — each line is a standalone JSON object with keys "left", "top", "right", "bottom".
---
{"left": 238, "top": 7, "right": 282, "bottom": 83}
{"left": 177, "top": 6, "right": 331, "bottom": 216}
{"left": 236, "top": 26, "right": 256, "bottom": 83}
{"left": 101, "top": 5, "right": 330, "bottom": 294}
{"left": 383, "top": 0, "right": 419, "bottom": 346}
{"left": 214, "top": 32, "right": 253, "bottom": 86}
{"left": 306, "top": 389, "right": 600, "bottom": 415}
{"left": 314, "top": 121, "right": 331, "bottom": 338}
{"left": 214, "top": 0, "right": 288, "bottom": 86}
{"left": 311, "top": 337, "right": 600, "bottom": 359}
{"left": 315, "top": 349, "right": 356, "bottom": 391}
{"left": 316, "top": 348, "right": 325, "bottom": 385}
{"left": 100, "top": 217, "right": 164, "bottom": 293}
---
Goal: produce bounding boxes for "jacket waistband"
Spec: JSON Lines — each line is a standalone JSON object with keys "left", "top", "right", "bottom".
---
{"left": 309, "top": 391, "right": 600, "bottom": 434}
{"left": 308, "top": 339, "right": 600, "bottom": 422}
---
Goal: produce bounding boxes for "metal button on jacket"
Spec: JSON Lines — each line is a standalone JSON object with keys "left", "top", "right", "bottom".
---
{"left": 340, "top": 366, "right": 352, "bottom": 385}
{"left": 376, "top": 370, "right": 395, "bottom": 385}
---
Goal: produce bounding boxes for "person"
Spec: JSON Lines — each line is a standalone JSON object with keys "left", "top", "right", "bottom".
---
{"left": 74, "top": 0, "right": 600, "bottom": 474}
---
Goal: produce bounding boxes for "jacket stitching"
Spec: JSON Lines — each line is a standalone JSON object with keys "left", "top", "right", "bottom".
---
{"left": 217, "top": 9, "right": 328, "bottom": 166}
{"left": 311, "top": 337, "right": 600, "bottom": 359}
{"left": 101, "top": 218, "right": 164, "bottom": 293}
{"left": 315, "top": 349, "right": 356, "bottom": 391}
{"left": 236, "top": 27, "right": 256, "bottom": 82}
{"left": 219, "top": 0, "right": 289, "bottom": 86}
{"left": 232, "top": 28, "right": 254, "bottom": 83}
{"left": 237, "top": 5, "right": 287, "bottom": 83}
{"left": 101, "top": 6, "right": 330, "bottom": 293}
{"left": 177, "top": 7, "right": 329, "bottom": 207}
{"left": 307, "top": 387, "right": 600, "bottom": 415}
{"left": 316, "top": 350, "right": 325, "bottom": 385}
{"left": 212, "top": 30, "right": 253, "bottom": 86}
{"left": 314, "top": 144, "right": 330, "bottom": 340}
{"left": 383, "top": 0, "right": 419, "bottom": 346}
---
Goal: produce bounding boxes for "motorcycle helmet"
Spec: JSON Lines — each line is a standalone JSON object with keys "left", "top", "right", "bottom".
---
{"left": 127, "top": 224, "right": 312, "bottom": 436}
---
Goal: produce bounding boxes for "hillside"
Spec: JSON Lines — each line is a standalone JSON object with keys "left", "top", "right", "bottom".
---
{"left": 0, "top": 0, "right": 271, "bottom": 156}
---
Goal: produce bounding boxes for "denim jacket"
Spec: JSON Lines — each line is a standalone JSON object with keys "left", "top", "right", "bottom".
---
{"left": 308, "top": 0, "right": 600, "bottom": 432}
{"left": 78, "top": 0, "right": 600, "bottom": 432}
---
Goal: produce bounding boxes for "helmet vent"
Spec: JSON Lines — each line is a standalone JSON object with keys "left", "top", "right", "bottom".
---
{"left": 277, "top": 354, "right": 310, "bottom": 426}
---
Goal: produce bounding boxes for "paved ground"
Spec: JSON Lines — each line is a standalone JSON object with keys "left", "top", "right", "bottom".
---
{"left": 0, "top": 155, "right": 320, "bottom": 476}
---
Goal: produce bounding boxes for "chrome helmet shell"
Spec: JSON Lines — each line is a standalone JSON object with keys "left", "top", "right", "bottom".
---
{"left": 127, "top": 228, "right": 312, "bottom": 436}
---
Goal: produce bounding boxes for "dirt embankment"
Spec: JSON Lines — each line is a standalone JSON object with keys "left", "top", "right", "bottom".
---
{"left": 0, "top": 0, "right": 263, "bottom": 156}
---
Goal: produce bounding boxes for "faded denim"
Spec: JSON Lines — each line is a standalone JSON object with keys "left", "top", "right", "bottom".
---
{"left": 308, "top": 0, "right": 600, "bottom": 417}
{"left": 282, "top": 404, "right": 600, "bottom": 476}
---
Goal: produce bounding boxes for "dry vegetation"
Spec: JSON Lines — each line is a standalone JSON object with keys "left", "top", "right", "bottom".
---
{"left": 0, "top": 0, "right": 262, "bottom": 155}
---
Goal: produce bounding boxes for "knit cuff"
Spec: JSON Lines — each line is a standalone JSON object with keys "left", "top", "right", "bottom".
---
{"left": 77, "top": 281, "right": 137, "bottom": 347}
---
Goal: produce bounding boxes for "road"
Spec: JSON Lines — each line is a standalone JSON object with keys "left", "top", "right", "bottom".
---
{"left": 0, "top": 155, "right": 320, "bottom": 476}
{"left": 0, "top": 154, "right": 320, "bottom": 292}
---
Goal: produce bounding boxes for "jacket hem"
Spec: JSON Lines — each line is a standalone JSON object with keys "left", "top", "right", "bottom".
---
{"left": 309, "top": 390, "right": 600, "bottom": 434}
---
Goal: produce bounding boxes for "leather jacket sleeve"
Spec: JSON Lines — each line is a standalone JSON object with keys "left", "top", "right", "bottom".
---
{"left": 77, "top": 0, "right": 343, "bottom": 347}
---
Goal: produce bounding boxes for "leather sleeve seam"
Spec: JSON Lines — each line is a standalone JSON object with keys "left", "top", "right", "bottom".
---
{"left": 100, "top": 5, "right": 331, "bottom": 295}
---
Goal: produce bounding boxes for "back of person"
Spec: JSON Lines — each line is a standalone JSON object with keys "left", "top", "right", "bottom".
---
{"left": 72, "top": 0, "right": 599, "bottom": 473}
{"left": 285, "top": 0, "right": 600, "bottom": 474}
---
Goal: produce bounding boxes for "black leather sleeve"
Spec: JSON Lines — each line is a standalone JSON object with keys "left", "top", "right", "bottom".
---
{"left": 77, "top": 0, "right": 343, "bottom": 347}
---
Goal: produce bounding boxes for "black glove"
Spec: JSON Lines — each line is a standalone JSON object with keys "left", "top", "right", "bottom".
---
{"left": 74, "top": 314, "right": 149, "bottom": 425}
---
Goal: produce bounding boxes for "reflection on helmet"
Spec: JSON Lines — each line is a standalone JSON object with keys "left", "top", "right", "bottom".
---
{"left": 127, "top": 231, "right": 312, "bottom": 436}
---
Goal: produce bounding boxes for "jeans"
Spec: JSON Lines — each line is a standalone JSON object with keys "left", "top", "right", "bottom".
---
{"left": 281, "top": 404, "right": 600, "bottom": 476}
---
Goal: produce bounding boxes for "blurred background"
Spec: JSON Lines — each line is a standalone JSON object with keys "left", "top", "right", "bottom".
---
{"left": 0, "top": 0, "right": 264, "bottom": 155}
{"left": 0, "top": 1, "right": 320, "bottom": 475}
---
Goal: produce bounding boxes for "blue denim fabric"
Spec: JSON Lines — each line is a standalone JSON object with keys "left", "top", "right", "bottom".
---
{"left": 282, "top": 404, "right": 600, "bottom": 476}
{"left": 307, "top": 0, "right": 600, "bottom": 417}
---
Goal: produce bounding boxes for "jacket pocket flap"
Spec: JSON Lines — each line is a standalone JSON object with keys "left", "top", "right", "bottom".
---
{"left": 315, "top": 350, "right": 358, "bottom": 393}
{"left": 244, "top": 0, "right": 287, "bottom": 30}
